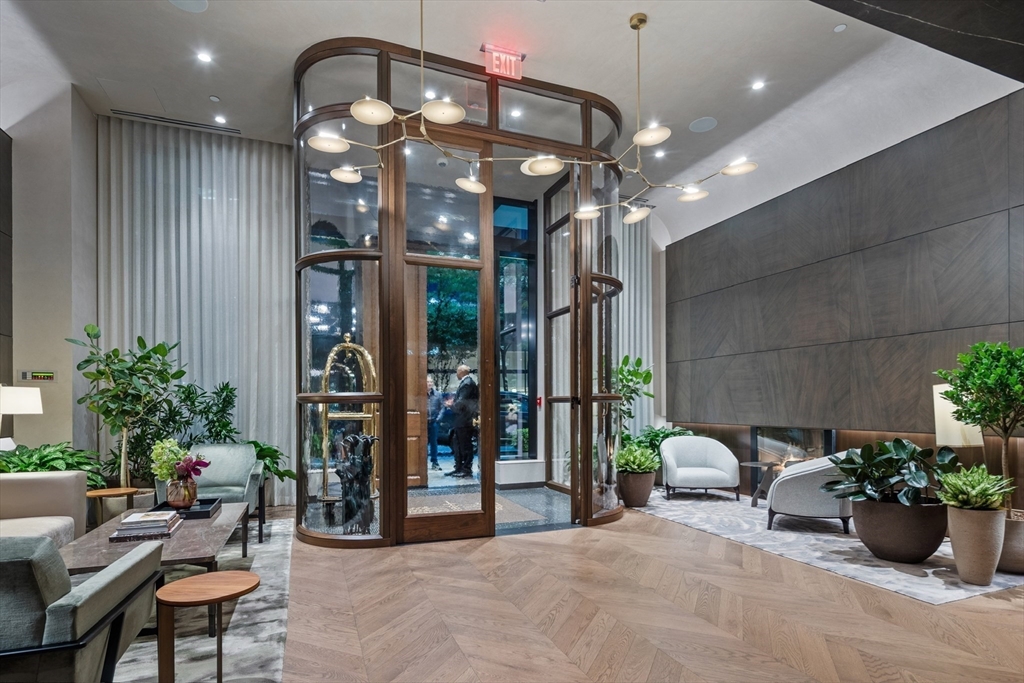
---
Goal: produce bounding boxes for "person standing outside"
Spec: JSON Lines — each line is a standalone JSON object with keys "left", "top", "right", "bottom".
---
{"left": 446, "top": 364, "right": 479, "bottom": 478}
{"left": 426, "top": 377, "right": 443, "bottom": 471}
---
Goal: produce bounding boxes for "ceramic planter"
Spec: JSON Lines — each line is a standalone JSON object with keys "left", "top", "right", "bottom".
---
{"left": 947, "top": 507, "right": 1005, "bottom": 585}
{"left": 852, "top": 500, "right": 947, "bottom": 563}
{"left": 618, "top": 471, "right": 656, "bottom": 507}
{"left": 997, "top": 515, "right": 1024, "bottom": 574}
{"left": 166, "top": 479, "right": 198, "bottom": 509}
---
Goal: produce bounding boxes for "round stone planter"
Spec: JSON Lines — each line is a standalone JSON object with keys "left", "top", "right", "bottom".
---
{"left": 948, "top": 507, "right": 1005, "bottom": 586}
{"left": 618, "top": 472, "right": 656, "bottom": 508}
{"left": 997, "top": 514, "right": 1024, "bottom": 574}
{"left": 852, "top": 499, "right": 947, "bottom": 564}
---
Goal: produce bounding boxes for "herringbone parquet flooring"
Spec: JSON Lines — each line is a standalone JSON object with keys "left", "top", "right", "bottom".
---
{"left": 282, "top": 510, "right": 1024, "bottom": 683}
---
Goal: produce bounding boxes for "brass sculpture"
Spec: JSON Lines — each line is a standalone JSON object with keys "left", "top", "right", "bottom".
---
{"left": 320, "top": 333, "right": 379, "bottom": 504}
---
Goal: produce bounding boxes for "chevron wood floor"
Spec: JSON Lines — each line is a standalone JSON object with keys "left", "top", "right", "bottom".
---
{"left": 282, "top": 510, "right": 1024, "bottom": 683}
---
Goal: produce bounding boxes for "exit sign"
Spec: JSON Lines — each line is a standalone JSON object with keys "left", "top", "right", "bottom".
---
{"left": 482, "top": 44, "right": 524, "bottom": 80}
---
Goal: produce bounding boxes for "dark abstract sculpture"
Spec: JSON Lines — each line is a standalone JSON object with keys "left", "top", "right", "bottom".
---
{"left": 333, "top": 434, "right": 377, "bottom": 534}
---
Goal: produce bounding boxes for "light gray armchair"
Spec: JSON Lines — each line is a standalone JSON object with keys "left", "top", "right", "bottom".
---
{"left": 660, "top": 436, "right": 740, "bottom": 501}
{"left": 0, "top": 471, "right": 88, "bottom": 547}
{"left": 157, "top": 443, "right": 265, "bottom": 541}
{"left": 0, "top": 536, "right": 162, "bottom": 682}
{"left": 766, "top": 456, "right": 852, "bottom": 533}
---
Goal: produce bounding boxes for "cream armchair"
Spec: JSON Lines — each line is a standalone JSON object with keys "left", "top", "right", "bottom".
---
{"left": 0, "top": 471, "right": 87, "bottom": 547}
{"left": 660, "top": 436, "right": 740, "bottom": 501}
{"left": 766, "top": 456, "right": 852, "bottom": 533}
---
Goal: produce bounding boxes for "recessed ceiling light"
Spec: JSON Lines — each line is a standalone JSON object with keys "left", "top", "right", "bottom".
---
{"left": 424, "top": 90, "right": 436, "bottom": 100}
{"left": 510, "top": 109, "right": 522, "bottom": 118}
{"left": 214, "top": 115, "right": 226, "bottom": 124}
{"left": 209, "top": 95, "right": 220, "bottom": 103}
{"left": 752, "top": 81, "right": 765, "bottom": 90}
{"left": 834, "top": 23, "right": 847, "bottom": 32}
{"left": 197, "top": 52, "right": 212, "bottom": 63}
{"left": 403, "top": 146, "right": 411, "bottom": 155}
{"left": 654, "top": 150, "right": 665, "bottom": 158}
{"left": 689, "top": 117, "right": 717, "bottom": 133}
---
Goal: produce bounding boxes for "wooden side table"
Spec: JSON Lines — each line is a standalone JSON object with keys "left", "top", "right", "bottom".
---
{"left": 86, "top": 487, "right": 138, "bottom": 526}
{"left": 156, "top": 570, "right": 260, "bottom": 683}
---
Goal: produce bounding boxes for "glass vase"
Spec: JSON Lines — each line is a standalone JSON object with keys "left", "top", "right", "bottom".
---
{"left": 166, "top": 479, "right": 198, "bottom": 509}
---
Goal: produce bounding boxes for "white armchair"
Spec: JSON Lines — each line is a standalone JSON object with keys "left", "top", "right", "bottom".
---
{"left": 766, "top": 456, "right": 852, "bottom": 533}
{"left": 660, "top": 436, "right": 740, "bottom": 501}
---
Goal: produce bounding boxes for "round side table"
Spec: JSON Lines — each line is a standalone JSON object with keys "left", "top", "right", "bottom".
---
{"left": 86, "top": 487, "right": 138, "bottom": 525}
{"left": 156, "top": 570, "right": 260, "bottom": 683}
{"left": 739, "top": 462, "right": 780, "bottom": 508}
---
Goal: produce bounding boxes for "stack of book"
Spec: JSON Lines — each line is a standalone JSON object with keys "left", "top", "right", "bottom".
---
{"left": 108, "top": 510, "right": 183, "bottom": 543}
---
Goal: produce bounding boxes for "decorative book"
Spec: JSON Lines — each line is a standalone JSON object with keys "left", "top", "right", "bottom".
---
{"left": 109, "top": 516, "right": 183, "bottom": 543}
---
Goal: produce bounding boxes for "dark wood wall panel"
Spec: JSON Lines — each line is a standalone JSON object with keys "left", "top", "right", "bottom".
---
{"left": 849, "top": 99, "right": 1008, "bottom": 251}
{"left": 665, "top": 169, "right": 850, "bottom": 303}
{"left": 665, "top": 95, "right": 1019, "bottom": 466}
{"left": 848, "top": 324, "right": 1009, "bottom": 433}
{"left": 1010, "top": 90, "right": 1023, "bottom": 209}
{"left": 1011, "top": 206, "right": 1023, "bottom": 322}
{"left": 688, "top": 255, "right": 850, "bottom": 359}
{"left": 849, "top": 212, "right": 1009, "bottom": 339}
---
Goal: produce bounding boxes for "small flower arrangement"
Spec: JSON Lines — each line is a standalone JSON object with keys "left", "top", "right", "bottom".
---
{"left": 151, "top": 439, "right": 209, "bottom": 483}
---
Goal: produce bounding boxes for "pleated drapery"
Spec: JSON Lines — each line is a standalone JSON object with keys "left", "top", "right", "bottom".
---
{"left": 612, "top": 207, "right": 654, "bottom": 433}
{"left": 97, "top": 117, "right": 296, "bottom": 504}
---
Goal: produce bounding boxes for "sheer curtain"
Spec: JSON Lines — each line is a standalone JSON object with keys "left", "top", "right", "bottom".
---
{"left": 612, "top": 207, "right": 654, "bottom": 432}
{"left": 97, "top": 117, "right": 296, "bottom": 504}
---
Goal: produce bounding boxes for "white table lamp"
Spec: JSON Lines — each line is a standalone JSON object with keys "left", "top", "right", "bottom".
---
{"left": 0, "top": 385, "right": 44, "bottom": 451}
{"left": 933, "top": 383, "right": 984, "bottom": 447}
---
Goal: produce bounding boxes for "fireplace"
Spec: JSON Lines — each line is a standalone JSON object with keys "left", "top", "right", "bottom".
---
{"left": 749, "top": 427, "right": 836, "bottom": 496}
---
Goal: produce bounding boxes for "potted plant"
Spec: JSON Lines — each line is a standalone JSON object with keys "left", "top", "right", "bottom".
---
{"left": 67, "top": 325, "right": 185, "bottom": 488}
{"left": 937, "top": 342, "right": 1024, "bottom": 573}
{"left": 0, "top": 442, "right": 106, "bottom": 489}
{"left": 151, "top": 438, "right": 209, "bottom": 509}
{"left": 938, "top": 465, "right": 1016, "bottom": 585}
{"left": 615, "top": 355, "right": 654, "bottom": 438}
{"left": 622, "top": 425, "right": 694, "bottom": 486}
{"left": 615, "top": 442, "right": 659, "bottom": 507}
{"left": 822, "top": 438, "right": 958, "bottom": 563}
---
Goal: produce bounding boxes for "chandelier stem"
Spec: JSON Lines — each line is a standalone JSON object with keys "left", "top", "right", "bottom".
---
{"left": 420, "top": 0, "right": 425, "bottom": 109}
{"left": 636, "top": 24, "right": 641, "bottom": 135}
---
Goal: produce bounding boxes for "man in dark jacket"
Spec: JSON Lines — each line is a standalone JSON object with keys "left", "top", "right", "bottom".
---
{"left": 446, "top": 364, "right": 479, "bottom": 477}
{"left": 426, "top": 377, "right": 443, "bottom": 471}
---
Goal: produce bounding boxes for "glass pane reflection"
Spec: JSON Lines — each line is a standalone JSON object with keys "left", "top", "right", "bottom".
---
{"left": 405, "top": 140, "right": 481, "bottom": 258}
{"left": 592, "top": 401, "right": 619, "bottom": 516}
{"left": 499, "top": 85, "right": 582, "bottom": 145}
{"left": 391, "top": 59, "right": 488, "bottom": 125}
{"left": 301, "top": 54, "right": 378, "bottom": 113}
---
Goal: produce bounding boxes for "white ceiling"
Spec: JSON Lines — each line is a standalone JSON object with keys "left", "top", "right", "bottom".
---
{"left": 2, "top": 0, "right": 1020, "bottom": 244}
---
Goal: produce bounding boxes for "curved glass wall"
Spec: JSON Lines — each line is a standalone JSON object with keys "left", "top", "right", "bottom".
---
{"left": 295, "top": 38, "right": 622, "bottom": 545}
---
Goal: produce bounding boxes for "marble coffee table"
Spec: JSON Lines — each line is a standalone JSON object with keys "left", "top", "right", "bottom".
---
{"left": 59, "top": 502, "right": 249, "bottom": 637}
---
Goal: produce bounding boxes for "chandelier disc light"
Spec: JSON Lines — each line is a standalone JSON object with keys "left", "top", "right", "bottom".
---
{"left": 319, "top": 4, "right": 758, "bottom": 225}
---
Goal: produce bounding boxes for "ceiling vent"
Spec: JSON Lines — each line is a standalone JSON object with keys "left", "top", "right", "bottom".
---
{"left": 109, "top": 110, "right": 241, "bottom": 135}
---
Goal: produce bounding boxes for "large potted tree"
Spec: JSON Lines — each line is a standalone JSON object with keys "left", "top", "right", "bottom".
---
{"left": 822, "top": 438, "right": 958, "bottom": 563}
{"left": 937, "top": 341, "right": 1024, "bottom": 573}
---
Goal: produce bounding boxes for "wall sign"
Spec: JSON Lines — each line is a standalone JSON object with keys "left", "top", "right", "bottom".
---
{"left": 481, "top": 44, "right": 525, "bottom": 80}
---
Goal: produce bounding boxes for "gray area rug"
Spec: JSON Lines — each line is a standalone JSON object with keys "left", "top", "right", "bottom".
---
{"left": 638, "top": 488, "right": 1024, "bottom": 604}
{"left": 109, "top": 518, "right": 293, "bottom": 682}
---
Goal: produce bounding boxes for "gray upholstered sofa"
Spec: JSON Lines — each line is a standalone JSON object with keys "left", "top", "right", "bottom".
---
{"left": 0, "top": 537, "right": 162, "bottom": 682}
{"left": 766, "top": 456, "right": 853, "bottom": 533}
{"left": 660, "top": 436, "right": 740, "bottom": 501}
{"left": 0, "top": 471, "right": 87, "bottom": 548}
{"left": 156, "top": 443, "right": 265, "bottom": 541}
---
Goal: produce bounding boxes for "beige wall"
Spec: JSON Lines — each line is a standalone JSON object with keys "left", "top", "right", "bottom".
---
{"left": 0, "top": 80, "right": 97, "bottom": 449}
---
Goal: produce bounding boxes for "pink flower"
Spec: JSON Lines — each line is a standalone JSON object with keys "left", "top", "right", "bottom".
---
{"left": 173, "top": 455, "right": 210, "bottom": 480}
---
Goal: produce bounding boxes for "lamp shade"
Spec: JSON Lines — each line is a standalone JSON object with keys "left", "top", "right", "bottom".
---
{"left": 933, "top": 384, "right": 983, "bottom": 447}
{"left": 0, "top": 386, "right": 43, "bottom": 415}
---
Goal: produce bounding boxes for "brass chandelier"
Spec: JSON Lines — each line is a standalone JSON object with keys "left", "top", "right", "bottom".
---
{"left": 309, "top": 4, "right": 758, "bottom": 225}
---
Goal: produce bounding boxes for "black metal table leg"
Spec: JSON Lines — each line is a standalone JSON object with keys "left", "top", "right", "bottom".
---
{"left": 206, "top": 561, "right": 218, "bottom": 638}
{"left": 258, "top": 482, "right": 265, "bottom": 544}
{"left": 216, "top": 602, "right": 223, "bottom": 683}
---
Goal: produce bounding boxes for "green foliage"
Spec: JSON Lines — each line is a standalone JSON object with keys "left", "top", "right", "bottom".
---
{"left": 615, "top": 355, "right": 654, "bottom": 433}
{"left": 621, "top": 425, "right": 693, "bottom": 455}
{"left": 938, "top": 465, "right": 1016, "bottom": 510}
{"left": 821, "top": 438, "right": 959, "bottom": 506}
{"left": 0, "top": 442, "right": 106, "bottom": 489}
{"left": 150, "top": 439, "right": 189, "bottom": 482}
{"left": 67, "top": 325, "right": 186, "bottom": 487}
{"left": 936, "top": 341, "right": 1024, "bottom": 510}
{"left": 426, "top": 267, "right": 478, "bottom": 392}
{"left": 614, "top": 442, "right": 660, "bottom": 474}
{"left": 245, "top": 440, "right": 297, "bottom": 482}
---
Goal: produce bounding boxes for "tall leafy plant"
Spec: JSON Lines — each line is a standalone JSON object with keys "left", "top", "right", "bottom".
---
{"left": 936, "top": 341, "right": 1024, "bottom": 514}
{"left": 68, "top": 325, "right": 185, "bottom": 488}
{"left": 615, "top": 355, "right": 654, "bottom": 436}
{"left": 822, "top": 438, "right": 959, "bottom": 505}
